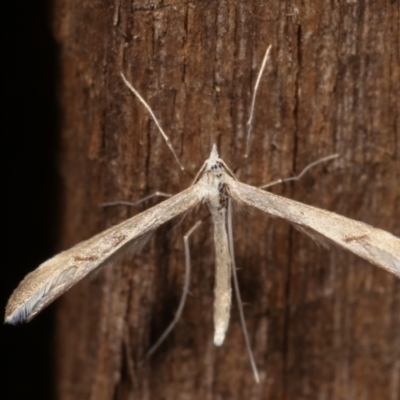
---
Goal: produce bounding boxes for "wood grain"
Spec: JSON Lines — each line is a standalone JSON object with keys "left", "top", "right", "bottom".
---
{"left": 52, "top": 1, "right": 400, "bottom": 399}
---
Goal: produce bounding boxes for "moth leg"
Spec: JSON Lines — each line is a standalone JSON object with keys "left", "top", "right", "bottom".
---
{"left": 100, "top": 191, "right": 172, "bottom": 207}
{"left": 259, "top": 153, "right": 339, "bottom": 190}
{"left": 145, "top": 220, "right": 202, "bottom": 358}
{"left": 227, "top": 200, "right": 260, "bottom": 383}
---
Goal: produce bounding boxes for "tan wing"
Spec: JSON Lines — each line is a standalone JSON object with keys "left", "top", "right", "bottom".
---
{"left": 5, "top": 185, "right": 202, "bottom": 324}
{"left": 229, "top": 180, "right": 400, "bottom": 277}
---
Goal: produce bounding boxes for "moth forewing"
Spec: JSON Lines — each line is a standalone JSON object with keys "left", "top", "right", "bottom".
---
{"left": 5, "top": 185, "right": 203, "bottom": 324}
{"left": 229, "top": 180, "right": 400, "bottom": 277}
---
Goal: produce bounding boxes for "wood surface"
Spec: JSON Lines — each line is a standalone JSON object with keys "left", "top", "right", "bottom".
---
{"left": 51, "top": 1, "right": 400, "bottom": 399}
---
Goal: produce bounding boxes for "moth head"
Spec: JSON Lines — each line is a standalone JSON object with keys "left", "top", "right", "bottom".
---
{"left": 205, "top": 144, "right": 224, "bottom": 172}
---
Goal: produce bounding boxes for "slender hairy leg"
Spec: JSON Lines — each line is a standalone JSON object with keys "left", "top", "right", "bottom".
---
{"left": 227, "top": 200, "right": 260, "bottom": 383}
{"left": 145, "top": 220, "right": 203, "bottom": 358}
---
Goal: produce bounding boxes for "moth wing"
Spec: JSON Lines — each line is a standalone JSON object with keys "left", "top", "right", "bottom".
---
{"left": 5, "top": 185, "right": 202, "bottom": 324}
{"left": 229, "top": 180, "right": 400, "bottom": 277}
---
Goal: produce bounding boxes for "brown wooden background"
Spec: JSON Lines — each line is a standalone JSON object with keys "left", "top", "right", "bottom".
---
{"left": 46, "top": 0, "right": 400, "bottom": 399}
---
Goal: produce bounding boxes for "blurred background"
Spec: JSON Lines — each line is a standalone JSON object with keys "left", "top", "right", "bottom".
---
{"left": 1, "top": 1, "right": 58, "bottom": 399}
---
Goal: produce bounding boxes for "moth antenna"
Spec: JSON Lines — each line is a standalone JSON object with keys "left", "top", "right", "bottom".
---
{"left": 227, "top": 200, "right": 260, "bottom": 383}
{"left": 260, "top": 153, "right": 340, "bottom": 189}
{"left": 120, "top": 72, "right": 185, "bottom": 172}
{"left": 245, "top": 44, "right": 272, "bottom": 160}
{"left": 145, "top": 220, "right": 202, "bottom": 359}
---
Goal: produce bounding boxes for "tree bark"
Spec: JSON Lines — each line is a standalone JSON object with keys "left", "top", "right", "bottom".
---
{"left": 52, "top": 1, "right": 400, "bottom": 399}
